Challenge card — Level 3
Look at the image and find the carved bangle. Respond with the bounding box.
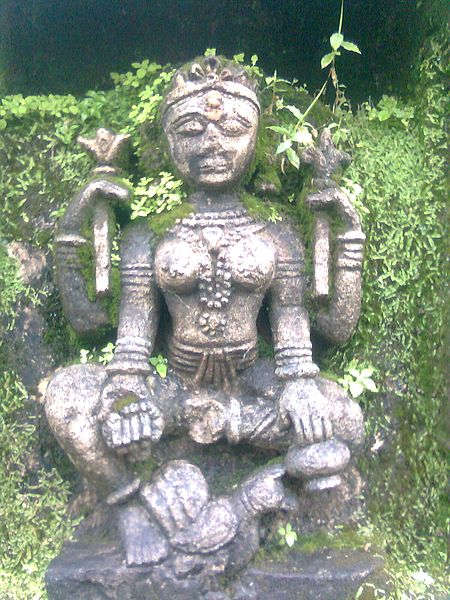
[107,336,152,375]
[275,362,320,380]
[336,231,365,271]
[274,343,319,380]
[55,233,88,247]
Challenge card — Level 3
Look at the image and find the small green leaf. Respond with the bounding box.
[284,104,302,120]
[360,368,374,378]
[136,68,146,79]
[267,125,290,135]
[349,381,364,398]
[285,531,298,547]
[378,110,391,121]
[293,128,313,145]
[348,368,361,378]
[321,52,335,69]
[341,41,361,54]
[156,363,167,378]
[204,48,217,57]
[362,378,378,393]
[0,119,7,130]
[233,53,245,63]
[251,54,258,66]
[286,147,300,169]
[330,32,344,50]
[276,139,292,154]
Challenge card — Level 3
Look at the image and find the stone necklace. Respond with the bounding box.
[173,207,261,337]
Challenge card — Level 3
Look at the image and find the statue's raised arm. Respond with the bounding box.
[302,129,365,345]
[55,128,131,335]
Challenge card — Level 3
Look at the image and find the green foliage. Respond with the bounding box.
[364,95,415,127]
[0,246,31,330]
[0,370,77,599]
[277,522,298,547]
[270,0,361,169]
[149,354,168,378]
[79,342,116,366]
[339,362,378,398]
[129,172,185,219]
[323,57,448,592]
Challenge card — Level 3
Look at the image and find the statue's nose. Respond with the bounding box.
[201,123,224,152]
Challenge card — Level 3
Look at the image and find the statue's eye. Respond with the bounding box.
[219,117,251,136]
[174,119,206,136]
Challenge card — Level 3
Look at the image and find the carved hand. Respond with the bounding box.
[277,378,333,445]
[59,178,130,234]
[306,187,361,231]
[99,374,165,450]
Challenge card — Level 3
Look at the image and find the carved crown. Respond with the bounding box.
[163,56,260,114]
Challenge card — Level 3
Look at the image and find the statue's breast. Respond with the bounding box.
[155,238,208,293]
[155,226,276,296]
[224,234,275,291]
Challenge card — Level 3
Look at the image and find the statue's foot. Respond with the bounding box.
[285,439,350,491]
[117,504,170,567]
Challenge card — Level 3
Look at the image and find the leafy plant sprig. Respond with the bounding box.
[278,523,298,547]
[339,363,378,398]
[149,354,168,378]
[321,0,361,112]
[129,172,186,220]
[268,0,361,170]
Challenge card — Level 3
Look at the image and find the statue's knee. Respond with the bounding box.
[330,396,364,448]
[45,364,107,436]
[316,377,364,448]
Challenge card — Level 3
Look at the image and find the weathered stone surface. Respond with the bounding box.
[45,541,208,600]
[46,543,385,600]
[5,242,55,392]
[239,549,385,600]
[285,440,351,480]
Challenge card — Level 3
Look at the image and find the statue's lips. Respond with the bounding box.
[197,158,230,174]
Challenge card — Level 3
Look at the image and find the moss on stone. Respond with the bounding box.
[113,394,138,412]
[147,202,194,237]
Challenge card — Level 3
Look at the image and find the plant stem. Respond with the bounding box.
[300,76,329,126]
[338,0,344,35]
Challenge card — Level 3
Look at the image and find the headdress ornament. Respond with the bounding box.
[163,56,260,114]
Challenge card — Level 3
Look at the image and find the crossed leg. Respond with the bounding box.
[45,364,134,499]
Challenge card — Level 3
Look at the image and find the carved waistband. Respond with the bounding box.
[169,338,258,388]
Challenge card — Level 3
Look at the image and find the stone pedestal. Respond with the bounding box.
[46,542,384,600]
[240,548,385,600]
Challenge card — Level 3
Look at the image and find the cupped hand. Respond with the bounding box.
[99,374,165,449]
[277,378,333,445]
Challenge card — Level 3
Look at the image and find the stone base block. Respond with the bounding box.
[240,548,385,600]
[46,542,384,600]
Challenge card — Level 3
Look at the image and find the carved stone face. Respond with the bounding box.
[163,90,259,190]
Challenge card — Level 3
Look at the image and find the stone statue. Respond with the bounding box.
[45,56,366,599]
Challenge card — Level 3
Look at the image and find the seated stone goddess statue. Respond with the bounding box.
[45,57,365,576]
